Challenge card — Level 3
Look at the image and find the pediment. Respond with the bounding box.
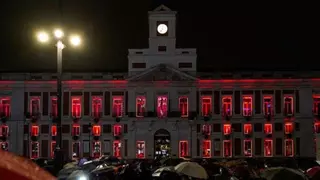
[127,64,197,82]
[153,5,172,12]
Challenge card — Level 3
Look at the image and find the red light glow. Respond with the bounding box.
[50,141,56,158]
[313,95,320,115]
[223,124,231,135]
[92,97,102,118]
[264,124,272,134]
[31,125,39,136]
[113,140,121,158]
[51,97,57,117]
[223,140,232,157]
[284,123,293,134]
[157,95,168,118]
[72,124,80,136]
[113,96,123,117]
[202,140,211,158]
[264,139,273,157]
[284,96,294,116]
[315,122,320,133]
[0,125,9,137]
[263,96,273,116]
[244,139,252,157]
[72,97,81,118]
[51,125,57,136]
[222,96,232,117]
[92,125,101,136]
[113,125,122,136]
[179,140,188,158]
[0,97,11,117]
[136,141,145,159]
[179,96,189,117]
[92,141,101,158]
[244,124,252,134]
[30,97,40,115]
[72,142,80,157]
[136,96,146,117]
[284,139,294,157]
[201,96,212,117]
[243,96,252,116]
[31,141,39,159]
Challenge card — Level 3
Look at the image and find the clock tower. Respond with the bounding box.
[148,5,176,54]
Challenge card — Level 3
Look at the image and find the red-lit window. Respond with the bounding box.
[0,98,11,117]
[244,124,252,135]
[244,140,252,157]
[223,124,231,135]
[50,141,56,158]
[113,125,122,136]
[243,96,253,116]
[136,96,146,117]
[284,96,294,116]
[223,140,232,157]
[263,96,273,116]
[51,125,57,136]
[31,141,39,159]
[284,123,293,134]
[284,139,294,157]
[264,139,273,157]
[92,97,102,118]
[222,96,232,117]
[30,97,40,115]
[72,125,80,136]
[92,141,101,158]
[201,96,212,117]
[136,141,146,159]
[264,124,272,134]
[113,140,121,158]
[202,124,211,135]
[31,125,39,136]
[313,95,320,116]
[0,125,9,137]
[72,142,80,157]
[179,141,188,158]
[72,97,81,118]
[157,96,168,118]
[0,142,9,151]
[51,97,57,117]
[315,122,320,133]
[179,96,189,117]
[92,125,101,136]
[113,96,123,117]
[203,140,211,158]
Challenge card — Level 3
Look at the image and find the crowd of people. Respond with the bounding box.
[1,149,320,180]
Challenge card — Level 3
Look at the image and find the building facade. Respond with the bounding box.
[0,5,318,160]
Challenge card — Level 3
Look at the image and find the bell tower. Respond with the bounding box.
[148,5,176,54]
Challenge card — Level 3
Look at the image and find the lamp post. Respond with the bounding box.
[36,29,81,170]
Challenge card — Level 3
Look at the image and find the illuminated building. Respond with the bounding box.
[0,5,317,159]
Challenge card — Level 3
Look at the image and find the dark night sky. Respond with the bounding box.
[0,1,318,72]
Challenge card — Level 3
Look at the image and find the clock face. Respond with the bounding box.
[157,24,168,34]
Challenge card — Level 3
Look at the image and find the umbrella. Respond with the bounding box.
[67,170,88,180]
[261,167,308,180]
[0,150,55,180]
[306,166,320,180]
[175,161,208,179]
[152,166,175,177]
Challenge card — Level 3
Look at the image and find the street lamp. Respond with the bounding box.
[36,29,81,171]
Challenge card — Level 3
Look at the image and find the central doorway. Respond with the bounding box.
[154,129,171,158]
